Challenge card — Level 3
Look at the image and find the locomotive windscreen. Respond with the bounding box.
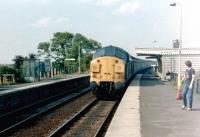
[93,45,129,61]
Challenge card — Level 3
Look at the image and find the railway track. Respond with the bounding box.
[0,86,92,137]
[49,99,119,137]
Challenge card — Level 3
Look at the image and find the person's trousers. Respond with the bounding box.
[182,84,194,108]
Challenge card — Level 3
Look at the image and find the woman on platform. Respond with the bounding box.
[181,60,195,111]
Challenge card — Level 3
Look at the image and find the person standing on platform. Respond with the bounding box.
[181,60,195,111]
[166,70,171,81]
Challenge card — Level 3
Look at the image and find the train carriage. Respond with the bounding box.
[90,45,153,99]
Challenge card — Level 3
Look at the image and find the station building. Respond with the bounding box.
[135,48,200,80]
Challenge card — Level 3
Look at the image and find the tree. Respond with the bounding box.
[81,53,93,72]
[87,39,102,50]
[69,33,101,61]
[12,55,25,82]
[51,32,74,70]
[0,65,16,74]
[37,42,51,59]
[28,53,37,59]
[36,31,102,74]
[0,65,16,85]
[69,33,102,72]
[12,55,24,70]
[70,33,86,60]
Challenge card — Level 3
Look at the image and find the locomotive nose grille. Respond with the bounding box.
[101,60,114,81]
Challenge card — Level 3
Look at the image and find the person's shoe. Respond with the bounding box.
[182,105,186,110]
[188,108,192,111]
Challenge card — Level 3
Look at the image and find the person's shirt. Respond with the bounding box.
[184,67,195,85]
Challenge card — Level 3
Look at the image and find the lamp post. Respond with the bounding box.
[78,41,82,73]
[170,2,182,89]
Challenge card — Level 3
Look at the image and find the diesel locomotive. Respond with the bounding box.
[90,45,153,99]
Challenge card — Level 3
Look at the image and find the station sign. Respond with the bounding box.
[65,58,75,61]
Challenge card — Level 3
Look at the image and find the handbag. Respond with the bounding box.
[176,82,182,100]
[176,91,182,100]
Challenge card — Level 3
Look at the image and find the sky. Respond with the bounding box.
[0,0,200,64]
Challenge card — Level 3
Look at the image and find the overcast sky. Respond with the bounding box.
[0,0,200,64]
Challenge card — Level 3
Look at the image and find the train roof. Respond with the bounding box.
[93,45,129,61]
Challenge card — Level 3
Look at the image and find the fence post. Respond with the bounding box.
[0,74,3,85]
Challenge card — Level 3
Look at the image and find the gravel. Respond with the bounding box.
[62,101,115,137]
[9,92,95,137]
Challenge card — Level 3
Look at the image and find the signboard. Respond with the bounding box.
[65,58,75,61]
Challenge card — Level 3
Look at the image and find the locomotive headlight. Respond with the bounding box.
[114,64,124,73]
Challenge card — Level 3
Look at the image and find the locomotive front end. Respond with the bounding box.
[90,56,125,99]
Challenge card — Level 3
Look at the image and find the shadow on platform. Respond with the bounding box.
[141,74,165,86]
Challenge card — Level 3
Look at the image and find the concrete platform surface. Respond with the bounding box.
[140,73,200,137]
[105,72,200,137]
[105,75,142,137]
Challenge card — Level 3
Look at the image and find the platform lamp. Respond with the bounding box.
[170,2,182,90]
[78,41,83,73]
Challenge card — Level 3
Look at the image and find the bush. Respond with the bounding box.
[0,65,24,83]
[0,65,16,74]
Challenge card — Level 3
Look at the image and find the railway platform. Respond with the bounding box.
[0,73,87,92]
[105,71,200,137]
[0,73,89,116]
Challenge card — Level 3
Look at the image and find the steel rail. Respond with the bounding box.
[0,86,91,136]
[93,100,120,137]
[0,84,88,119]
[48,99,98,137]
